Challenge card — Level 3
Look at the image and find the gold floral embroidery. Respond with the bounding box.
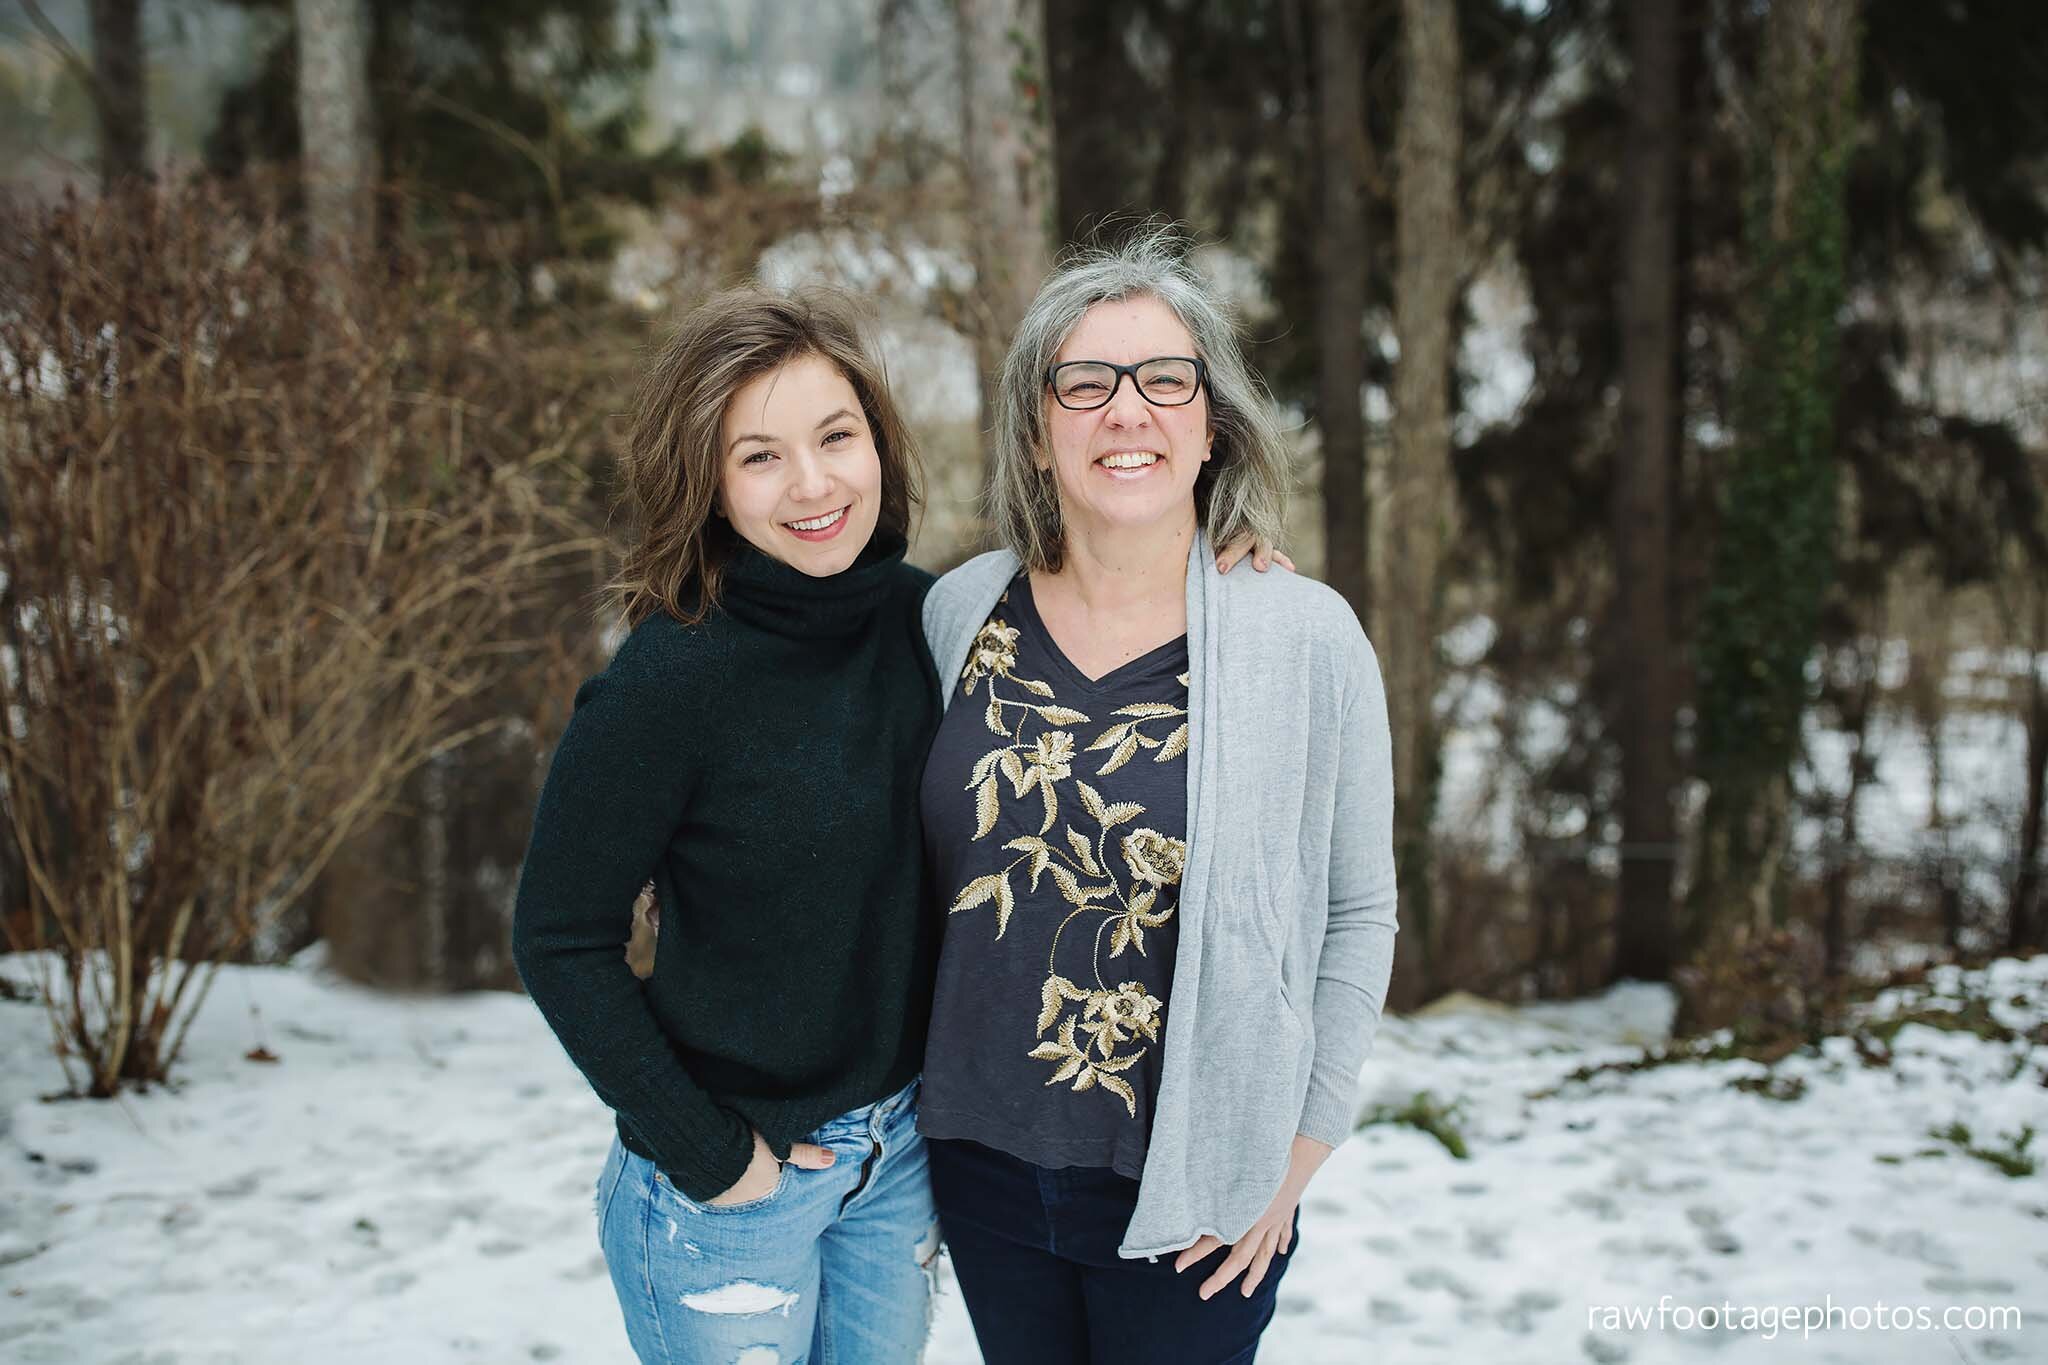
[945,595,1189,1120]
[960,618,1021,694]
[1121,828,1186,886]
[958,598,1092,838]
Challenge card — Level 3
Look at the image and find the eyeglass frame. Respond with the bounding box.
[1042,356,1209,411]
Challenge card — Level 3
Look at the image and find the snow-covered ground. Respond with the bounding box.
[4,951,2044,1363]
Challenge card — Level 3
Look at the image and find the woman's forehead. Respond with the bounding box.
[1056,295,1196,363]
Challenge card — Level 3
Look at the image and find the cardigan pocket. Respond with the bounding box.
[1224,860,1315,1026]
[1201,875,1308,1087]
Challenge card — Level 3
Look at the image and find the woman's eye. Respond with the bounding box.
[741,449,775,465]
[823,429,856,445]
[1069,382,1106,395]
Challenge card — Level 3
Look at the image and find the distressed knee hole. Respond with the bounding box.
[732,1348,780,1365]
[678,1281,801,1317]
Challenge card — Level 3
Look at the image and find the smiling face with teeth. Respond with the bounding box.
[1042,294,1212,551]
[718,352,884,577]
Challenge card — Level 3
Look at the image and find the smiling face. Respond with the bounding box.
[1040,294,1212,548]
[717,352,884,576]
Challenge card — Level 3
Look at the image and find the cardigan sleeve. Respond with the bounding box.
[510,621,756,1201]
[1296,630,1401,1147]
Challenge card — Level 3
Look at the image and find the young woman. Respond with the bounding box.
[511,289,944,1364]
[916,233,1400,1364]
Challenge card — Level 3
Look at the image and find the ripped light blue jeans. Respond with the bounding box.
[596,1076,937,1365]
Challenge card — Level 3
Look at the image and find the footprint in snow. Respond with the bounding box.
[1923,1274,2015,1295]
[1566,1189,1622,1221]
[1405,1266,1479,1300]
[202,1171,262,1199]
[1466,1227,1515,1260]
[1581,1330,1631,1363]
[1494,1288,1561,1335]
[562,1252,609,1281]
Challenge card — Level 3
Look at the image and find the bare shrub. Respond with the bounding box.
[0,180,603,1094]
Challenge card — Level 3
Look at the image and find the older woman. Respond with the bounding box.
[915,232,1400,1363]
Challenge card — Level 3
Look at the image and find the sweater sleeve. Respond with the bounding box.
[1297,629,1401,1148]
[510,622,756,1200]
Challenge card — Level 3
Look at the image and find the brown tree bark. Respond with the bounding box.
[1383,0,1461,996]
[2012,586,2048,951]
[89,0,148,191]
[1314,0,1370,626]
[1822,623,1880,978]
[957,0,1055,497]
[1611,0,1681,983]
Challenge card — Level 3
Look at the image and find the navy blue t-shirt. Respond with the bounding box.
[916,573,1189,1178]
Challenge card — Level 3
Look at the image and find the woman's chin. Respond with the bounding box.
[1065,492,1200,541]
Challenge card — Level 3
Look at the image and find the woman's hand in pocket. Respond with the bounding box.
[706,1129,836,1206]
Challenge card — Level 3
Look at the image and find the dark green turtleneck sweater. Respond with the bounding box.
[511,530,941,1200]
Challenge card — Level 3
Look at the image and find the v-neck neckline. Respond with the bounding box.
[1008,573,1188,696]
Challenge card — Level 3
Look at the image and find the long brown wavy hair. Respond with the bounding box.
[606,287,924,628]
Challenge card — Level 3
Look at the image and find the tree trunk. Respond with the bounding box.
[877,0,948,186]
[1044,0,1134,244]
[1314,0,1370,626]
[956,0,1055,498]
[1381,0,1460,996]
[295,0,377,297]
[1611,0,1680,983]
[1823,626,1879,977]
[89,0,148,191]
[2012,587,2047,951]
[1680,0,1858,984]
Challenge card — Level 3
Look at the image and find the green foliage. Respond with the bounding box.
[1359,1089,1472,1159]
[1685,11,1860,951]
[1925,1121,2038,1178]
[1695,102,1856,794]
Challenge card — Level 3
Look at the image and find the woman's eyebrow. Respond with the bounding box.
[813,408,859,429]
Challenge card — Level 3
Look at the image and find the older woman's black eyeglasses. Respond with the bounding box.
[1044,356,1207,411]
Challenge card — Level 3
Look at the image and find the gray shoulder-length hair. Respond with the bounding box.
[987,228,1292,572]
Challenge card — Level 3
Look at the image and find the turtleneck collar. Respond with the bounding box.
[716,528,908,639]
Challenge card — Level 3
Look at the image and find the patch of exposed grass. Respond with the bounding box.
[1729,1072,1808,1102]
[1358,1090,1471,1160]
[1926,1121,2038,1178]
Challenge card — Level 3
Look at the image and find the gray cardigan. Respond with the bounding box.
[922,534,1399,1258]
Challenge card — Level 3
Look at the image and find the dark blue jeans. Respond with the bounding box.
[927,1136,1297,1365]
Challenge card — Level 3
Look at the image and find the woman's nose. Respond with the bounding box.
[1102,379,1152,427]
[787,449,834,500]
